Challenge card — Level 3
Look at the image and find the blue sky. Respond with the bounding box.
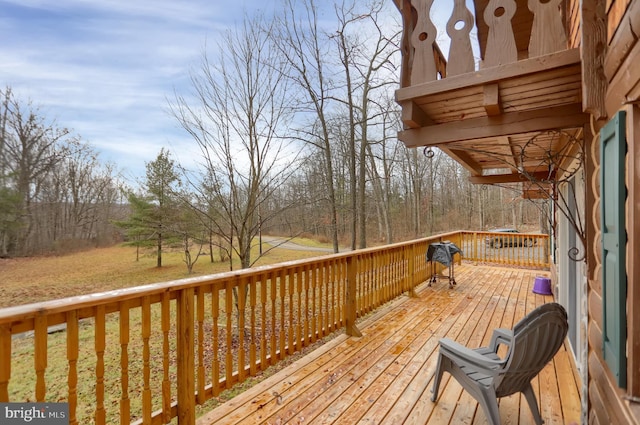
[0,0,466,182]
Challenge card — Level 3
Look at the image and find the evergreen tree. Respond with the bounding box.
[116,149,181,267]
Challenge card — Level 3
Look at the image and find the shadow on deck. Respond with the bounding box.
[197,264,581,425]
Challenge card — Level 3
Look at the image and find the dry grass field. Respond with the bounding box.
[0,238,330,308]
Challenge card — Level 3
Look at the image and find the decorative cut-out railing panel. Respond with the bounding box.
[400,0,569,86]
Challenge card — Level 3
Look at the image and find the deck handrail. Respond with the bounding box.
[460,230,550,268]
[0,230,546,424]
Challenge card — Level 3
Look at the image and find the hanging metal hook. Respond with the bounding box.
[423,147,435,158]
[568,246,585,262]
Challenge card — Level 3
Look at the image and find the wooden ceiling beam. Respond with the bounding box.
[468,170,555,184]
[499,136,520,170]
[398,103,587,147]
[522,189,551,199]
[401,100,433,128]
[483,84,502,116]
[440,146,485,175]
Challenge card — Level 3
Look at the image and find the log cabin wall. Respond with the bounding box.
[589,0,640,423]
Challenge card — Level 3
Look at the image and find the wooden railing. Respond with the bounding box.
[400,0,569,86]
[0,230,545,424]
[459,230,550,269]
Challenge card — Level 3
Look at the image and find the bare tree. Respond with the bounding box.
[332,0,399,249]
[0,87,122,255]
[171,13,298,269]
[0,87,68,254]
[271,0,342,253]
[366,97,402,243]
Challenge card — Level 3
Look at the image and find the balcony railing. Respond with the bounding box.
[460,230,550,268]
[0,230,548,424]
[400,0,570,87]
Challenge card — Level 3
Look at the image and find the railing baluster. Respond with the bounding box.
[238,277,246,381]
[303,265,310,346]
[368,253,374,309]
[331,261,337,330]
[288,270,294,354]
[296,267,302,351]
[407,245,416,297]
[346,257,362,337]
[270,271,277,363]
[318,263,325,338]
[141,296,151,424]
[447,0,475,75]
[212,285,220,395]
[483,0,518,67]
[311,265,317,343]
[376,252,381,306]
[365,254,371,312]
[196,288,205,403]
[94,306,106,425]
[161,292,171,423]
[225,281,233,385]
[249,275,257,376]
[119,302,130,424]
[34,315,47,402]
[0,324,9,402]
[279,270,286,357]
[326,261,331,335]
[382,251,394,307]
[339,259,344,326]
[528,0,567,57]
[260,277,267,370]
[66,312,78,425]
[409,0,437,84]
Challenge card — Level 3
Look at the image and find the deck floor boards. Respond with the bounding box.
[197,265,582,425]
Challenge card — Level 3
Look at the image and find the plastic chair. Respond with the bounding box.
[431,302,568,424]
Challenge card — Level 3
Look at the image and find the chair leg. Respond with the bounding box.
[522,383,544,425]
[477,388,501,425]
[430,354,444,402]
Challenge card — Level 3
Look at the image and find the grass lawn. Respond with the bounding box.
[0,237,332,308]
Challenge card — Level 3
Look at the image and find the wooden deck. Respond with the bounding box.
[197,264,581,425]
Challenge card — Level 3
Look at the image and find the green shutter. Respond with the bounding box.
[600,110,627,388]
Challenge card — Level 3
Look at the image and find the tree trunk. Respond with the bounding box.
[157,232,162,267]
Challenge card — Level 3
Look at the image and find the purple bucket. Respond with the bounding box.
[533,276,552,295]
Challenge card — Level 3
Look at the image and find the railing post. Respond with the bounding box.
[345,256,362,337]
[177,288,195,424]
[0,324,10,402]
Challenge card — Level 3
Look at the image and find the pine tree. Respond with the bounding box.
[115,149,182,267]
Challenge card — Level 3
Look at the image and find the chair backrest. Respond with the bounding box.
[494,303,568,397]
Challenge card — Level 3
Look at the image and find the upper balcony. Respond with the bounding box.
[393,0,588,195]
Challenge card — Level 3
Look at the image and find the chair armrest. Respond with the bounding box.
[487,328,513,353]
[439,338,507,374]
